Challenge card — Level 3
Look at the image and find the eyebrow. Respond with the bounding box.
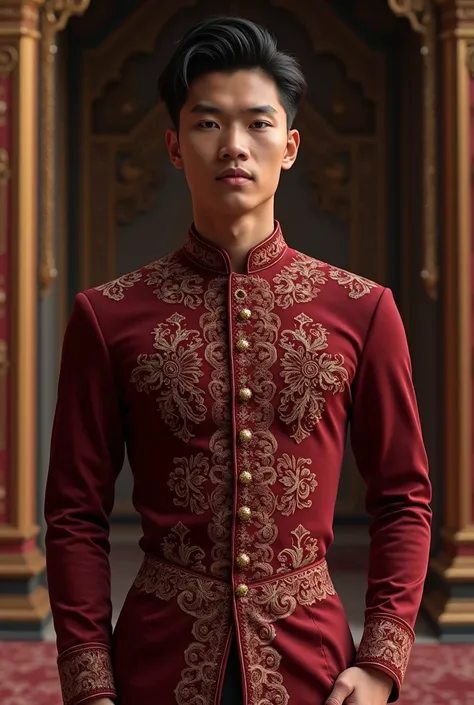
[190,103,278,115]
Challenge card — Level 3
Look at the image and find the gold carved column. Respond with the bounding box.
[388,0,474,638]
[0,0,88,637]
[0,0,49,636]
[427,0,474,638]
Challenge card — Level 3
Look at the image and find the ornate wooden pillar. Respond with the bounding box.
[424,0,474,639]
[0,0,89,638]
[0,0,48,637]
[387,0,474,638]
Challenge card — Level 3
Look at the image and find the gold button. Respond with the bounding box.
[238,308,252,321]
[236,553,251,569]
[238,506,252,522]
[238,387,253,402]
[238,429,252,444]
[236,337,250,352]
[235,583,249,598]
[239,470,253,485]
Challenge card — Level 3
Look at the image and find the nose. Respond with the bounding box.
[218,127,250,161]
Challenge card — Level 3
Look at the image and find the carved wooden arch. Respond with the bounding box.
[80,0,386,290]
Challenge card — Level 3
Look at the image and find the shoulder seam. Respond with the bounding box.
[77,291,113,365]
[358,286,389,360]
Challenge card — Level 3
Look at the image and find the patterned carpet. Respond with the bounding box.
[0,641,473,704]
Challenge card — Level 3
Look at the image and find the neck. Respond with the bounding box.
[193,204,275,273]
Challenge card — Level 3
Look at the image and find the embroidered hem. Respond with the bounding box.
[355,613,414,699]
[237,560,335,705]
[134,557,335,705]
[134,557,232,705]
[57,643,115,705]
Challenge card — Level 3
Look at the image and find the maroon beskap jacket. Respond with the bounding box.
[45,223,432,705]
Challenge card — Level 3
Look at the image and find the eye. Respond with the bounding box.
[198,120,219,129]
[251,121,271,129]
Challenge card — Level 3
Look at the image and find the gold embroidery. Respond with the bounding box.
[277,525,319,574]
[201,278,234,579]
[57,644,115,705]
[238,561,335,705]
[168,454,210,514]
[145,253,204,308]
[355,614,414,688]
[130,313,207,442]
[248,226,287,271]
[134,557,231,705]
[183,223,287,273]
[276,454,317,516]
[95,271,142,301]
[161,522,206,572]
[184,229,228,273]
[329,267,378,299]
[233,277,280,581]
[273,256,327,308]
[279,313,349,443]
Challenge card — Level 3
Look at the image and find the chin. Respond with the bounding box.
[217,194,262,215]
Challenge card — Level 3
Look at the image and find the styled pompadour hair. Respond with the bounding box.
[158,16,307,129]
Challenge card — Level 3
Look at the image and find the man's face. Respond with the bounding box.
[165,69,300,218]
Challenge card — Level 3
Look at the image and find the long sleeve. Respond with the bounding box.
[350,288,432,700]
[45,293,125,705]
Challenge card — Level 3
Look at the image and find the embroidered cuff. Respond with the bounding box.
[57,643,116,705]
[354,614,414,701]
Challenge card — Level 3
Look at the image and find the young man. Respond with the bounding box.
[45,16,432,705]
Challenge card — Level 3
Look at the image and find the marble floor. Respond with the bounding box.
[43,524,437,645]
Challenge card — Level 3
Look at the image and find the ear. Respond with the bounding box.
[165,129,184,169]
[281,129,300,171]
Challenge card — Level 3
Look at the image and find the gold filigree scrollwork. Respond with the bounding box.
[40,1,90,297]
[388,0,438,299]
[0,149,10,255]
[44,0,89,31]
[0,45,19,75]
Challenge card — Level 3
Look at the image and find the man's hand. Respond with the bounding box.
[326,666,393,705]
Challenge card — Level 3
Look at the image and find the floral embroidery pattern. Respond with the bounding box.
[183,229,228,273]
[232,277,280,581]
[329,267,378,299]
[95,271,142,301]
[130,313,206,442]
[248,227,287,271]
[134,557,232,705]
[161,522,206,572]
[279,313,349,443]
[168,454,210,514]
[144,253,204,308]
[276,454,317,515]
[57,644,115,705]
[271,253,378,305]
[201,278,234,579]
[273,256,327,308]
[183,223,287,273]
[277,525,319,574]
[238,561,335,705]
[356,614,414,691]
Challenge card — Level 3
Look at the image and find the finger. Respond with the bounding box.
[325,678,354,705]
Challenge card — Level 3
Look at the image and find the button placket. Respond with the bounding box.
[233,278,255,588]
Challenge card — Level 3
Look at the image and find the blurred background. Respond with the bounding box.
[0,0,473,702]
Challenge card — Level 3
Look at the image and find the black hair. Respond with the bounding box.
[158,17,307,129]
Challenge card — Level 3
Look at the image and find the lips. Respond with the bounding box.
[216,168,253,181]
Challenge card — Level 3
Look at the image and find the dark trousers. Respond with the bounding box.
[220,636,244,704]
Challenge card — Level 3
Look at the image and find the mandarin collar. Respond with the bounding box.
[182,221,287,274]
